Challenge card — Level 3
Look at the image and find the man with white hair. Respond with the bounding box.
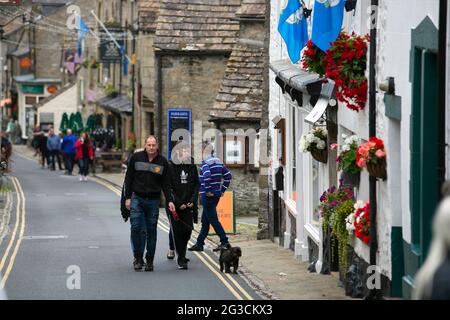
[61,129,77,175]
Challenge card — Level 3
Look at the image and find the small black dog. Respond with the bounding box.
[219,244,242,274]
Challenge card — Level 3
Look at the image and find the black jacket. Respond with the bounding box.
[123,151,173,202]
[168,157,200,223]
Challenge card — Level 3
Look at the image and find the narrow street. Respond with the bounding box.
[0,153,260,300]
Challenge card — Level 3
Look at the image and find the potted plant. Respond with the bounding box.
[356,137,387,180]
[317,184,355,273]
[299,127,328,163]
[346,201,371,245]
[331,199,355,278]
[332,134,362,188]
[302,32,370,112]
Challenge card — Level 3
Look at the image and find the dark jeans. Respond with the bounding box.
[78,158,90,176]
[64,153,75,174]
[40,149,49,168]
[166,207,193,260]
[130,195,160,259]
[49,150,63,170]
[196,196,228,247]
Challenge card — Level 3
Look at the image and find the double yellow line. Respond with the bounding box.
[93,177,253,300]
[0,176,26,289]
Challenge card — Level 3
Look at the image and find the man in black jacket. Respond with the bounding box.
[123,135,175,272]
[167,140,200,270]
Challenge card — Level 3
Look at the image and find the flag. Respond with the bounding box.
[120,46,128,75]
[65,62,75,74]
[77,16,89,56]
[278,0,309,64]
[311,0,346,51]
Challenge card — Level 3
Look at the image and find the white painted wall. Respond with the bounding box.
[38,85,78,135]
[377,1,439,249]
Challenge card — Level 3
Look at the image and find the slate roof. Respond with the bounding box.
[96,93,132,114]
[154,0,241,51]
[236,0,266,19]
[209,44,265,122]
[139,0,161,32]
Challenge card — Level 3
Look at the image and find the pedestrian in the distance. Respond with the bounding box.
[166,140,200,270]
[188,141,232,253]
[38,130,49,169]
[123,135,175,272]
[413,196,450,300]
[61,129,77,175]
[75,132,94,181]
[14,120,22,145]
[47,128,62,171]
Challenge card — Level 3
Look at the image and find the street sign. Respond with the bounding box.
[99,28,125,62]
[209,191,236,235]
[167,108,191,160]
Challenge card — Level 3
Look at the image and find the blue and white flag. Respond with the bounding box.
[120,46,128,75]
[76,16,89,56]
[278,0,309,64]
[311,0,346,51]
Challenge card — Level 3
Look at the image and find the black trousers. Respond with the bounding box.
[49,150,63,170]
[166,207,193,261]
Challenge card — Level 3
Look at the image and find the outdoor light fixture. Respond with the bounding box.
[345,0,357,11]
[379,77,395,95]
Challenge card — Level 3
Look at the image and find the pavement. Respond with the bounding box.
[6,144,350,300]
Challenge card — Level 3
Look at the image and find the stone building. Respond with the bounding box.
[153,0,241,162]
[209,0,267,215]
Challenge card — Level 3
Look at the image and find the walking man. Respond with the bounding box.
[61,129,77,175]
[166,140,200,269]
[47,128,62,171]
[123,135,175,272]
[188,141,232,252]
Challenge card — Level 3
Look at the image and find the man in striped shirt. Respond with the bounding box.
[188,141,232,252]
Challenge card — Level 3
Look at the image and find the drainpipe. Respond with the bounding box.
[366,0,382,300]
[156,54,163,146]
[438,0,447,197]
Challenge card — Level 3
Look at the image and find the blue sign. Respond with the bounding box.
[167,109,192,160]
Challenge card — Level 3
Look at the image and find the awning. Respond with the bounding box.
[13,74,61,85]
[96,94,132,114]
[270,59,324,105]
[270,59,336,124]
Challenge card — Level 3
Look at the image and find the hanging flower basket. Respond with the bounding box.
[366,159,387,180]
[340,171,361,188]
[311,148,328,164]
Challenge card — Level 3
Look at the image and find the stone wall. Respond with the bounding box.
[160,54,229,157]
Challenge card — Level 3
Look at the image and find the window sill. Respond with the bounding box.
[304,223,320,244]
[285,199,297,216]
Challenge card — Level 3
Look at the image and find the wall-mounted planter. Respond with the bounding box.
[311,149,328,164]
[340,171,361,189]
[367,159,387,180]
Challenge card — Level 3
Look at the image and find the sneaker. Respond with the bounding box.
[177,258,188,270]
[144,257,154,271]
[166,250,175,260]
[213,243,231,252]
[133,258,143,271]
[188,244,203,252]
[83,176,88,181]
[79,176,83,181]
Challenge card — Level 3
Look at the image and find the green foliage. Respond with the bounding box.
[115,138,122,150]
[105,84,118,95]
[330,200,355,271]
